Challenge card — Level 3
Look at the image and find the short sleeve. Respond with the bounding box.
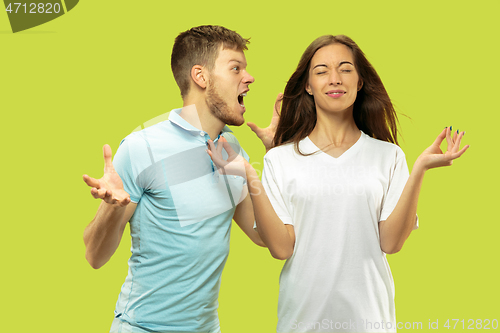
[112,135,147,203]
[262,153,294,226]
[379,147,419,230]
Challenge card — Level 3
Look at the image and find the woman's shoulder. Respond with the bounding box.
[264,141,296,161]
[362,132,405,156]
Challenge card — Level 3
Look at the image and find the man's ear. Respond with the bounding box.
[357,79,364,91]
[191,65,207,89]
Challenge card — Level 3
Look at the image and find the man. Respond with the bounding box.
[82,25,277,333]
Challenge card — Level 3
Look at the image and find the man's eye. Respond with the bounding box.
[232,66,240,71]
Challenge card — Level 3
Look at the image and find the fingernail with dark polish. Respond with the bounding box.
[450,126,452,131]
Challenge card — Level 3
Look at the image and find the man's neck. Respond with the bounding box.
[180,101,225,140]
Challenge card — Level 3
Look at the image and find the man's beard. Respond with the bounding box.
[206,79,244,126]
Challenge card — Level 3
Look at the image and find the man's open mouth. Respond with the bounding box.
[238,92,247,107]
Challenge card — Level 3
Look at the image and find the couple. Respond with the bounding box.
[82,25,468,333]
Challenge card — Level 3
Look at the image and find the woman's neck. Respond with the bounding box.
[309,109,360,147]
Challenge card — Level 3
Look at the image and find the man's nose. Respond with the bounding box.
[244,71,255,84]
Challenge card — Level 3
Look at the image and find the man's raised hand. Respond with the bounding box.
[82,144,131,207]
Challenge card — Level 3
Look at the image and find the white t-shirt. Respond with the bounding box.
[262,131,417,333]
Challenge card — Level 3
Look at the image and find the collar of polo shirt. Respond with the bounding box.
[168,108,232,142]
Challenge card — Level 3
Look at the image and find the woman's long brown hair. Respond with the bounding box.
[274,35,400,153]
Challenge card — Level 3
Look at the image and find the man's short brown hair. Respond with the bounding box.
[171,25,250,98]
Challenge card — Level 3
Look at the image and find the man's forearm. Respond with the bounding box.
[83,201,128,269]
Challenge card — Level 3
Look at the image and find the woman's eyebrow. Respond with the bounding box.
[312,63,328,70]
[339,61,354,66]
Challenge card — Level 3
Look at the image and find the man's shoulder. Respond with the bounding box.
[121,120,177,144]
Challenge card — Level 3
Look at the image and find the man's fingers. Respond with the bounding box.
[119,197,131,207]
[103,144,114,173]
[90,187,99,198]
[90,186,130,206]
[91,187,108,199]
[83,174,100,188]
[103,190,118,204]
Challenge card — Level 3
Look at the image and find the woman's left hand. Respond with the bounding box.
[415,127,470,171]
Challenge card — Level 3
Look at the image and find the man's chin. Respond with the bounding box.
[229,117,245,127]
[220,112,244,127]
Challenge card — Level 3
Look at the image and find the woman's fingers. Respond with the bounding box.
[221,137,237,156]
[223,142,236,157]
[432,128,447,148]
[445,127,453,152]
[207,139,216,153]
[451,143,470,160]
[274,93,283,119]
[246,122,262,136]
[217,137,225,155]
[207,139,224,167]
[452,131,462,152]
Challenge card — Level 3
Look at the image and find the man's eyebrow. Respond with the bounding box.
[229,59,243,64]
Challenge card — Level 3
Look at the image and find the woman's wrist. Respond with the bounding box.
[244,160,258,178]
[412,157,428,176]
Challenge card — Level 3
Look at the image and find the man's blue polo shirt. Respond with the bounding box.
[112,108,249,332]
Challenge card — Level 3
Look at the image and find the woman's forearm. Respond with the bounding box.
[379,162,426,254]
[245,163,295,260]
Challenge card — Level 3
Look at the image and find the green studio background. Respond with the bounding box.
[1,0,498,332]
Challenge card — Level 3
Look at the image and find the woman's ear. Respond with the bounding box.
[191,65,207,89]
[357,79,364,91]
[305,83,312,95]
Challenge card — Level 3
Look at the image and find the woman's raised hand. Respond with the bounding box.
[82,144,131,207]
[247,93,282,152]
[416,127,469,171]
[206,137,247,178]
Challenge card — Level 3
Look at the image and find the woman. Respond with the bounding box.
[208,35,468,332]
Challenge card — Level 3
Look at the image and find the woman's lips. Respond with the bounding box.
[326,90,346,98]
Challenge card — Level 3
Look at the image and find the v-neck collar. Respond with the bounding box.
[301,130,366,161]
